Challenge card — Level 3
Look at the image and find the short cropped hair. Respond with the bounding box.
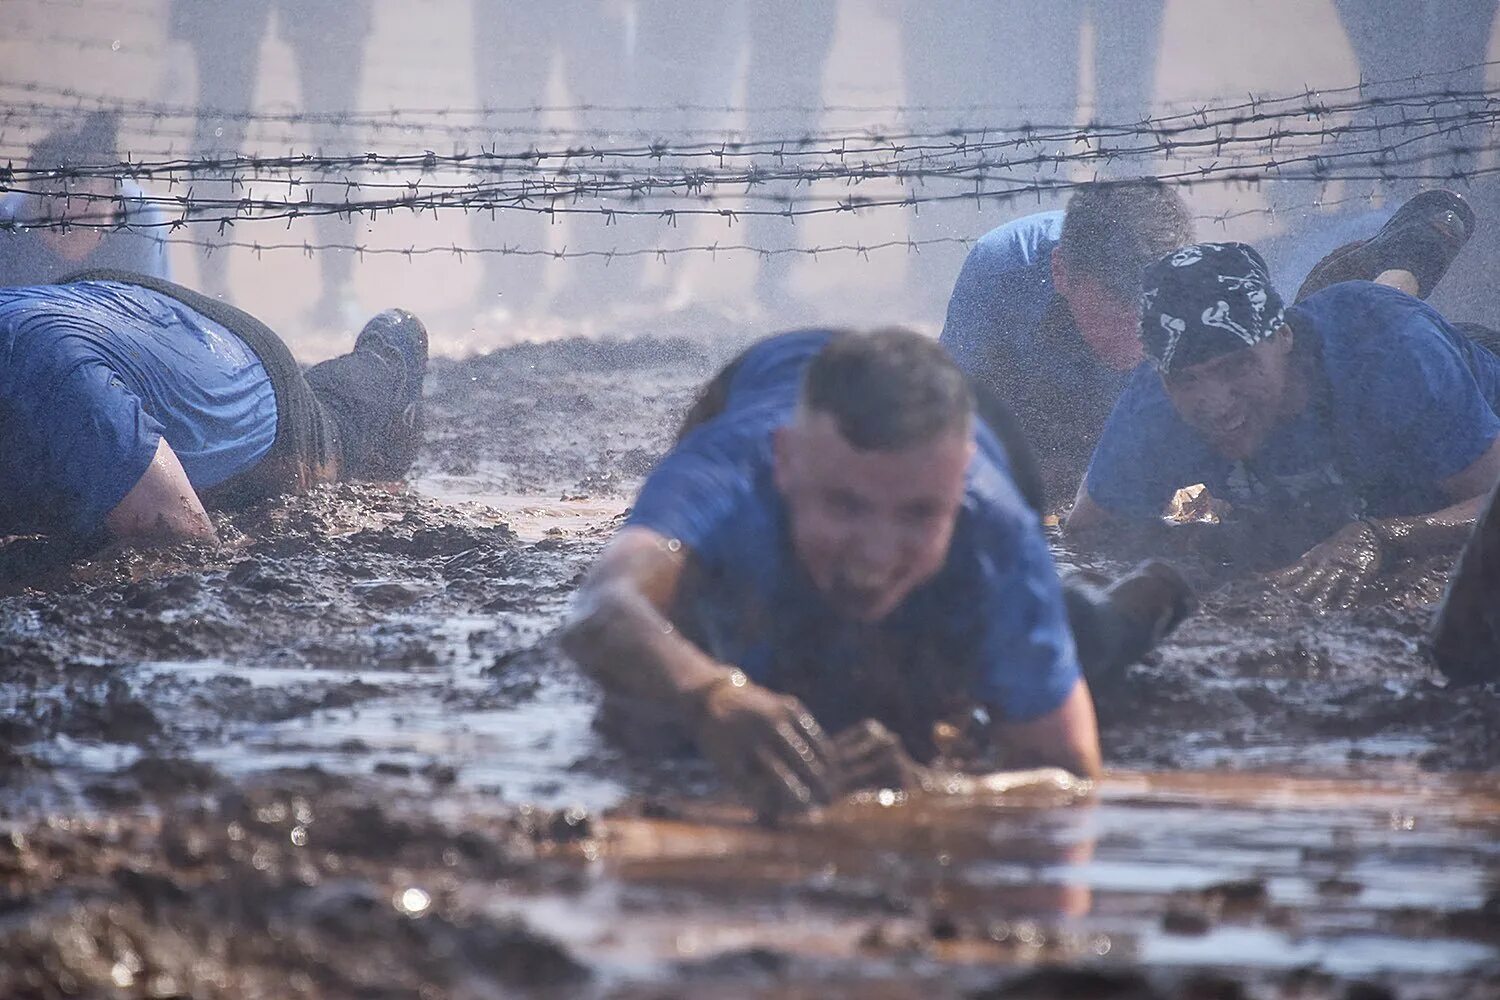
[801,328,973,451]
[1056,179,1194,301]
[28,111,120,173]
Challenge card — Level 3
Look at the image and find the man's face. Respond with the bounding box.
[1162,331,1294,461]
[1055,266,1143,372]
[773,411,973,623]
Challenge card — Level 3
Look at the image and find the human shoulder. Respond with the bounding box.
[969,210,1065,269]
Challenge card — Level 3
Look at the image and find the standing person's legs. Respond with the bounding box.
[1430,475,1500,686]
[471,0,562,319]
[900,1,1084,326]
[1088,0,1162,127]
[743,1,838,317]
[283,0,374,326]
[303,309,429,481]
[183,4,273,301]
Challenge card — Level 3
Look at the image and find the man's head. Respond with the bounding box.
[28,111,122,223]
[773,329,975,623]
[1141,242,1296,461]
[1052,180,1194,371]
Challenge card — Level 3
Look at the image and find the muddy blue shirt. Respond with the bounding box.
[0,281,277,536]
[0,183,172,288]
[626,330,1082,729]
[939,210,1134,501]
[1085,283,1500,521]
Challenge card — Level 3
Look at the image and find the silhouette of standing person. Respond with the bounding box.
[170,0,373,325]
[742,1,839,320]
[898,0,1162,326]
[469,2,629,323]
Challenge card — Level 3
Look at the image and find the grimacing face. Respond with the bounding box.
[772,410,973,623]
[1068,280,1144,372]
[1161,328,1295,461]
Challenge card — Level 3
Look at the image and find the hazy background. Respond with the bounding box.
[3,0,1497,358]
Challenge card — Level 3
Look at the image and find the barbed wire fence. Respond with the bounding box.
[1,62,1498,264]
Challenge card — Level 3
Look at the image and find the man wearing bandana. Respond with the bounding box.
[942,186,1475,509]
[1068,242,1500,611]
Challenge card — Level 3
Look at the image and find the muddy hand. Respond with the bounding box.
[1266,520,1383,611]
[693,676,840,820]
[833,719,931,794]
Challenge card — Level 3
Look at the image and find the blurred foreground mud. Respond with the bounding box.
[1,335,1496,997]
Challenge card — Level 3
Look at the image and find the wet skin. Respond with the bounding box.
[1069,327,1500,610]
[568,407,1102,820]
[1052,256,1144,373]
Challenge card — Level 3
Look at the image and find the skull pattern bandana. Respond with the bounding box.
[1139,242,1287,375]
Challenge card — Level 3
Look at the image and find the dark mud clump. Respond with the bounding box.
[0,770,590,999]
[1,334,1498,995]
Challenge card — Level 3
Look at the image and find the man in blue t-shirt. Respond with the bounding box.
[1069,242,1500,611]
[940,181,1195,505]
[0,112,172,288]
[565,328,1194,818]
[0,274,429,554]
[943,184,1475,508]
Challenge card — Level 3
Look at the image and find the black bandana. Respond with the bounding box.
[1139,242,1287,375]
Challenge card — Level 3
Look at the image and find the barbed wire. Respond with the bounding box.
[3,104,1492,235]
[6,56,1498,124]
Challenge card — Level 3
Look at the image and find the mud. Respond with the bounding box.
[1,334,1497,997]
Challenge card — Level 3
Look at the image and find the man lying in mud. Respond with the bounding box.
[566,328,1194,818]
[1068,241,1500,611]
[0,271,427,556]
[943,183,1473,507]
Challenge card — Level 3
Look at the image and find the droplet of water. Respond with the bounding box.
[877,788,897,807]
[397,886,431,915]
[110,40,121,52]
[289,826,308,847]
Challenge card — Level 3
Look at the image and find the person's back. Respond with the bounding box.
[636,329,1075,751]
[939,183,1195,505]
[0,282,277,537]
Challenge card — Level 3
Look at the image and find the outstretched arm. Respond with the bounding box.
[104,437,218,545]
[992,679,1103,781]
[1270,436,1500,609]
[563,526,840,818]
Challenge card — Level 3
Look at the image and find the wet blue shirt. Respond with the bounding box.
[0,281,277,536]
[1085,282,1500,521]
[0,182,172,288]
[626,329,1082,725]
[938,210,1134,500]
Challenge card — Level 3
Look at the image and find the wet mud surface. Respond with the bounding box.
[1,335,1497,997]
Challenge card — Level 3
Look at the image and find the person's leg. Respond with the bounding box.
[184,4,272,301]
[303,309,429,481]
[470,0,561,318]
[283,2,372,324]
[1088,0,1163,126]
[743,1,839,315]
[1063,561,1196,694]
[1430,475,1500,685]
[1294,190,1476,303]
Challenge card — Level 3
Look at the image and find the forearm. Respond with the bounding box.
[1369,494,1488,560]
[562,582,734,711]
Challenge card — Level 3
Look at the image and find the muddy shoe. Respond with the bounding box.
[351,309,429,477]
[1101,559,1198,665]
[355,308,429,400]
[1295,189,1476,302]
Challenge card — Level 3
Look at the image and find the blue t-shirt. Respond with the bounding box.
[940,210,1064,375]
[0,182,172,288]
[1085,282,1500,521]
[939,210,1135,499]
[0,281,278,536]
[626,329,1082,729]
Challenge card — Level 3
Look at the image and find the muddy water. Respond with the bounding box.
[1,335,1497,997]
